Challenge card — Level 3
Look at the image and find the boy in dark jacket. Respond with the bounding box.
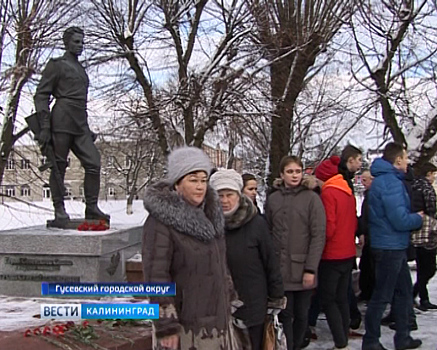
[362,143,423,350]
[338,145,363,330]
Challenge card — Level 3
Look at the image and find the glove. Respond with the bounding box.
[38,127,51,146]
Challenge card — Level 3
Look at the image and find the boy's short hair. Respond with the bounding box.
[382,142,405,165]
[416,162,437,177]
[341,145,362,162]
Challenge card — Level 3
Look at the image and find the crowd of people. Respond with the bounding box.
[141,142,437,350]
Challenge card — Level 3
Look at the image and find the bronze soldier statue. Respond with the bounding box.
[34,27,109,227]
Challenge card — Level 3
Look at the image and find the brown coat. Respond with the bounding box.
[266,181,326,291]
[142,181,238,350]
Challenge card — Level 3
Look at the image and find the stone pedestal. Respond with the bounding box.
[0,225,143,297]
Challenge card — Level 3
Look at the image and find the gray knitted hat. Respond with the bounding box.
[167,146,212,185]
[210,169,243,194]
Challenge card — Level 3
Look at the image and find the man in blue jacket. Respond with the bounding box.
[362,142,423,350]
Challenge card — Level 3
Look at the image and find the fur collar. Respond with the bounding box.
[143,180,224,242]
[225,195,258,230]
[272,177,317,193]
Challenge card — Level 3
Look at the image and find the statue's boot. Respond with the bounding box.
[54,202,70,222]
[84,172,110,222]
[50,162,70,227]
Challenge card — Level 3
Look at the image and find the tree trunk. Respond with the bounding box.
[126,196,134,215]
[268,59,292,184]
[372,72,407,146]
[267,48,318,185]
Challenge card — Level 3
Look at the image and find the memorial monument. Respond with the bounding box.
[30,26,109,228]
[0,28,144,299]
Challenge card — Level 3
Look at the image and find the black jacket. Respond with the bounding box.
[358,190,370,239]
[225,196,284,327]
[411,176,437,218]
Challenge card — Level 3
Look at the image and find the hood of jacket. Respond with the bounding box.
[322,174,352,195]
[272,178,315,194]
[225,194,258,230]
[143,180,224,242]
[371,158,405,180]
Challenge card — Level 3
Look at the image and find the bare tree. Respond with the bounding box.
[86,0,251,157]
[351,0,437,167]
[98,97,164,214]
[0,0,81,184]
[245,0,354,184]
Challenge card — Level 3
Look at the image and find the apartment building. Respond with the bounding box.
[1,142,243,203]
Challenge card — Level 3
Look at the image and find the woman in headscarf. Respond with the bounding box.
[142,146,237,350]
[211,169,285,350]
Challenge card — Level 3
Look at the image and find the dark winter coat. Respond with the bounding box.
[403,166,419,260]
[266,181,326,291]
[142,181,237,350]
[358,190,370,240]
[225,195,284,327]
[320,174,357,260]
[412,176,437,218]
[368,158,422,250]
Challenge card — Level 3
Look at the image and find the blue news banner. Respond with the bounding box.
[40,282,175,320]
[41,282,175,296]
[41,303,159,320]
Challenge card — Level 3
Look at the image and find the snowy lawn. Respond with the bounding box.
[305,275,437,350]
[0,199,148,231]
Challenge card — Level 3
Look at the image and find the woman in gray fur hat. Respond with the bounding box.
[142,146,238,350]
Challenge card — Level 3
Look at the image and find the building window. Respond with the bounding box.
[21,186,31,196]
[43,186,51,199]
[6,185,16,197]
[107,156,116,168]
[21,159,31,170]
[6,158,15,170]
[65,186,72,198]
[108,187,115,197]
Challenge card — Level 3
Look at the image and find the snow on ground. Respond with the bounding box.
[305,273,437,349]
[1,200,437,348]
[0,199,148,231]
